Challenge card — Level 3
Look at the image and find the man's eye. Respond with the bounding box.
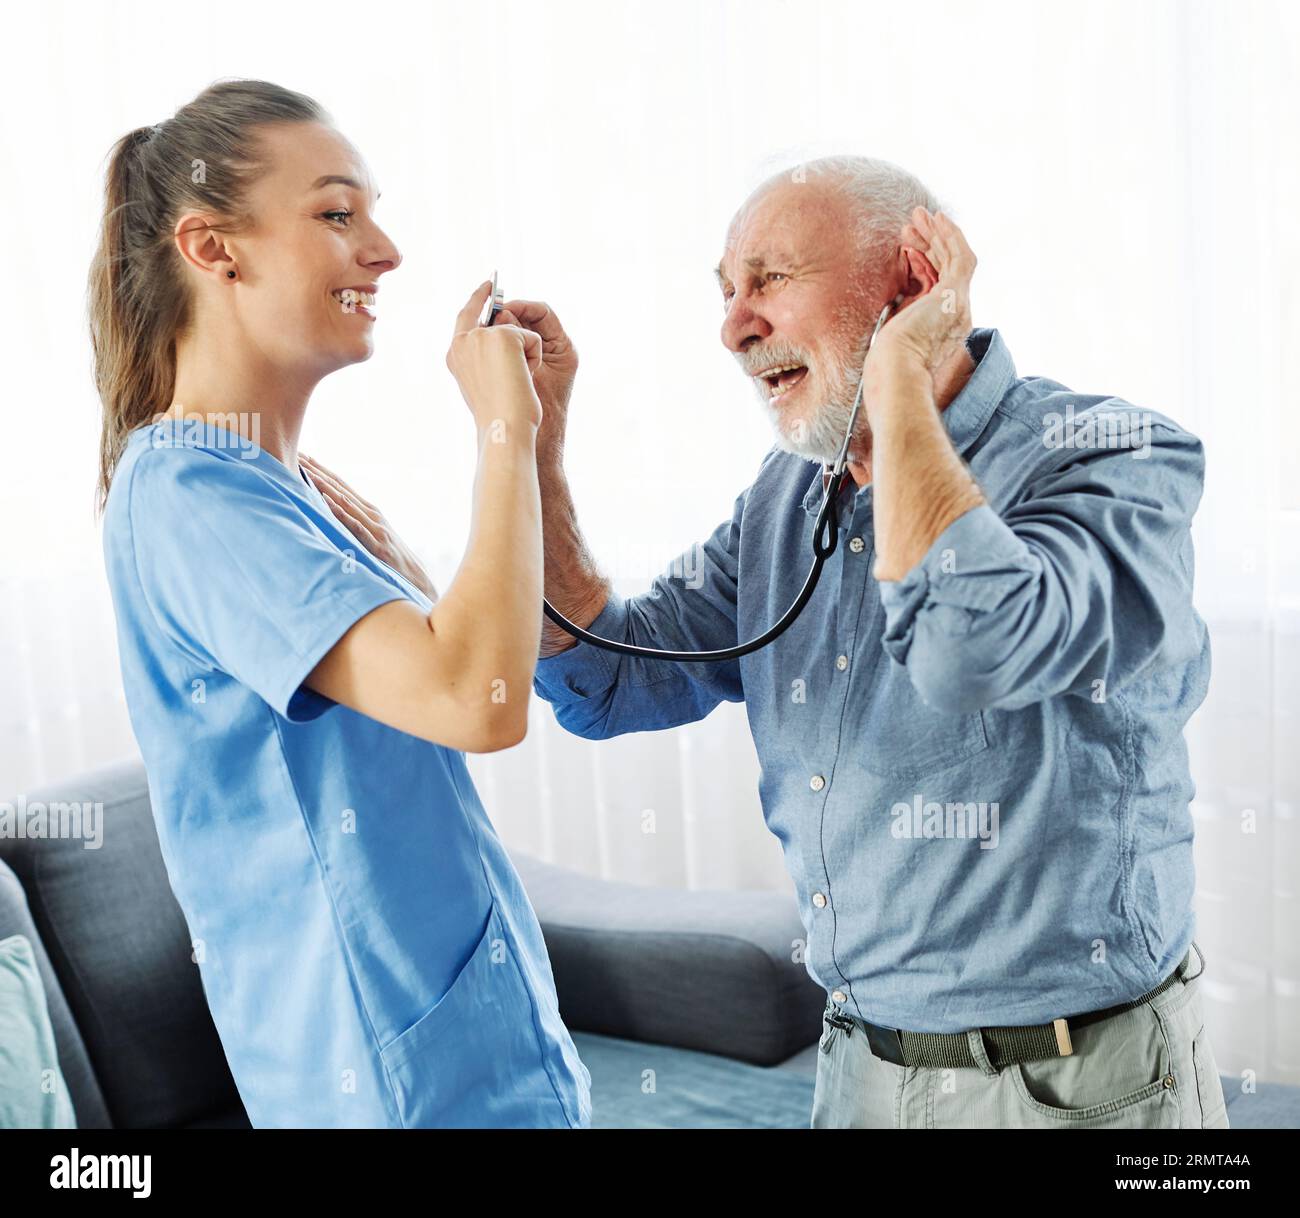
[323,209,354,225]
[766,272,787,283]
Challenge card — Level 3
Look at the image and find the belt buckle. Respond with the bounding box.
[1053,1017,1074,1057]
[864,1022,906,1066]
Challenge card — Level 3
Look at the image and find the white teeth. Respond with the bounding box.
[756,363,806,398]
[335,289,376,309]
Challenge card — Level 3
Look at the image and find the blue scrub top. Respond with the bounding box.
[101,418,591,1128]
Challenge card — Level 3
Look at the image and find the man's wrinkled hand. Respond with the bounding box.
[299,453,439,603]
[492,299,578,458]
[870,207,976,380]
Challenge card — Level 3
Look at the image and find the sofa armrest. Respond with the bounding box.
[513,855,824,1066]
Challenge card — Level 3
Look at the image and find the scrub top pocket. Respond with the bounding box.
[378,901,575,1128]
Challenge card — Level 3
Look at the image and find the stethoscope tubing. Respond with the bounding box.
[542,295,902,662]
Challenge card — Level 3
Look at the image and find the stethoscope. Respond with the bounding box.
[482,274,902,663]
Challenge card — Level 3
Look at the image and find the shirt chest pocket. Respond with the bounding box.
[854,662,989,782]
[378,901,566,1127]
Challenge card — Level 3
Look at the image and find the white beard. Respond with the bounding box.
[760,324,874,465]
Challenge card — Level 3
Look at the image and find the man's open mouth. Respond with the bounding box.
[756,364,809,400]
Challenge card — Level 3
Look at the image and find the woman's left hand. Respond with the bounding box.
[298,453,438,603]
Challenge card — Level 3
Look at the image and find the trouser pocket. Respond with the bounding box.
[1192,1024,1229,1127]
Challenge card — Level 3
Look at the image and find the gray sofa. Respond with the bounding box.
[0,758,823,1129]
[3,758,1296,1129]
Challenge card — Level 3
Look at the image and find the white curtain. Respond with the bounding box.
[2,0,1295,1083]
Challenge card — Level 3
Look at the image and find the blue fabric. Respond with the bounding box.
[102,419,590,1128]
[573,1032,816,1129]
[1221,1076,1300,1129]
[534,328,1210,1034]
[0,934,77,1128]
[573,1031,1300,1130]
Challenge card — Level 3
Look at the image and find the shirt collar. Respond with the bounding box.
[801,326,1016,516]
[135,416,313,498]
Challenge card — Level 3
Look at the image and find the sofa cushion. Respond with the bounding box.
[1,760,243,1128]
[0,933,77,1127]
[0,859,110,1128]
[573,1031,815,1128]
[514,855,824,1066]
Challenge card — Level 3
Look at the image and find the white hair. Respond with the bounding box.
[758,154,945,274]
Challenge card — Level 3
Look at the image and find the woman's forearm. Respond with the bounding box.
[427,419,543,727]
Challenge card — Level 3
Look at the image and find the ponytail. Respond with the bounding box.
[88,80,327,512]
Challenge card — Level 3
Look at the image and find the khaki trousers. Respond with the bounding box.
[811,947,1230,1129]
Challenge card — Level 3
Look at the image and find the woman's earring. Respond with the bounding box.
[227,270,236,279]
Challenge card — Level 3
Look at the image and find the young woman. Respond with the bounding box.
[90,79,590,1128]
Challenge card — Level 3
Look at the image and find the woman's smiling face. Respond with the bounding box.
[219,121,401,376]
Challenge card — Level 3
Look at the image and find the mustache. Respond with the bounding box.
[736,343,813,378]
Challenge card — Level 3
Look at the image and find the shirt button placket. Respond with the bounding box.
[821,512,869,1007]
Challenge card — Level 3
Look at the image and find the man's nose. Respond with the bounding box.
[720,294,772,354]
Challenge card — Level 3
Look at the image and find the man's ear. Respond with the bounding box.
[896,244,938,305]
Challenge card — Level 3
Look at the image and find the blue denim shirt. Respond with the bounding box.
[533,327,1210,1033]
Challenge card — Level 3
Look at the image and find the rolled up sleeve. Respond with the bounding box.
[879,423,1206,713]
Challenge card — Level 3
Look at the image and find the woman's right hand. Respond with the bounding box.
[446,280,544,433]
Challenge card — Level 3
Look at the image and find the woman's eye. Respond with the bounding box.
[323,209,354,226]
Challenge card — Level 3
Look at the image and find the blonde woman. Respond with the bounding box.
[91,79,590,1128]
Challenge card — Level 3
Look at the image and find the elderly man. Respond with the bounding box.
[504,156,1226,1129]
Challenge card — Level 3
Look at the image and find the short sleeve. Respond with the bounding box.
[125,446,409,720]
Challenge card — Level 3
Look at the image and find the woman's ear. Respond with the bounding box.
[174,212,235,279]
[897,244,939,304]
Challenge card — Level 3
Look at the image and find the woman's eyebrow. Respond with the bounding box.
[308,174,382,200]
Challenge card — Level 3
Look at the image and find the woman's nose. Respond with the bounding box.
[369,228,402,273]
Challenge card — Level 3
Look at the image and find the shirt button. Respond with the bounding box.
[836,654,848,671]
[848,536,865,554]
[812,891,827,908]
[831,989,847,1004]
[810,774,825,791]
